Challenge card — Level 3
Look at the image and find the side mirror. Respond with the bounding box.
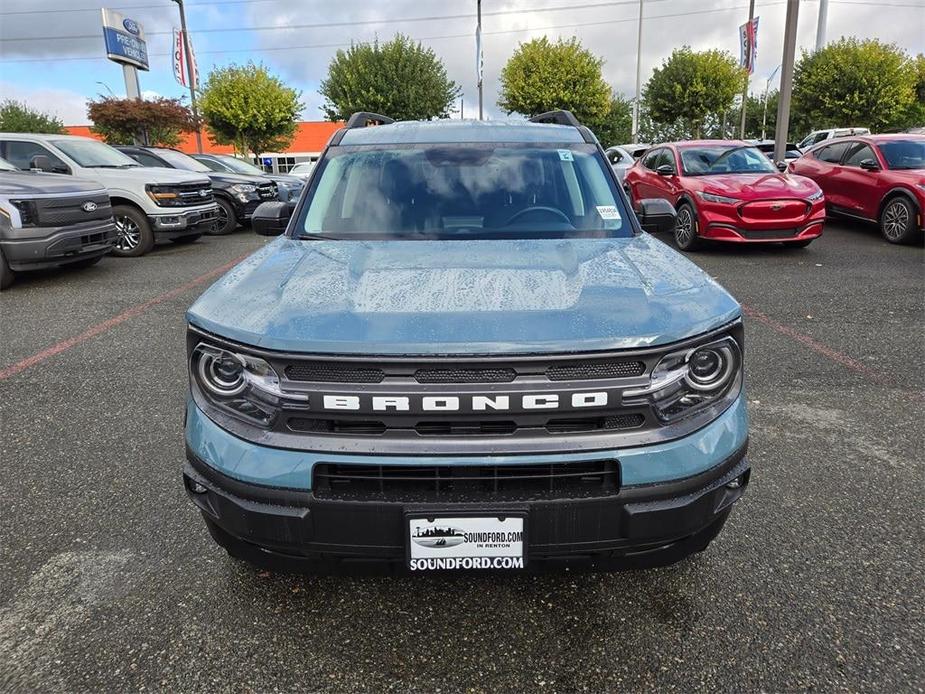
[30,154,60,173]
[252,201,291,236]
[656,164,676,177]
[776,161,788,172]
[637,198,677,234]
[859,158,880,171]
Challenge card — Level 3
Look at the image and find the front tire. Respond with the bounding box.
[0,249,14,290]
[674,202,702,251]
[209,198,237,236]
[879,196,919,244]
[111,205,154,257]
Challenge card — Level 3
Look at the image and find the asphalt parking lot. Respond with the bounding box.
[0,221,922,692]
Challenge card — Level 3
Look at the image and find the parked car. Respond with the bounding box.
[797,127,870,150]
[116,146,278,236]
[750,140,802,162]
[182,111,750,574]
[191,153,304,203]
[623,139,825,250]
[789,134,925,244]
[0,155,116,289]
[287,161,315,181]
[619,143,651,160]
[0,134,217,257]
[604,145,635,183]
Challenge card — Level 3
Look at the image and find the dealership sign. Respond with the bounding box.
[101,8,149,71]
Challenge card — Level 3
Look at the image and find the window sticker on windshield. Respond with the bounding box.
[596,205,621,220]
[557,149,574,161]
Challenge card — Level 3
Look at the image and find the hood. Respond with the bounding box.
[0,170,105,196]
[188,234,740,355]
[204,171,270,186]
[88,166,210,186]
[692,172,819,199]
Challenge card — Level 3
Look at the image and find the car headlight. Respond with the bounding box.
[807,189,823,202]
[696,191,740,205]
[191,342,306,426]
[624,335,742,422]
[230,184,257,194]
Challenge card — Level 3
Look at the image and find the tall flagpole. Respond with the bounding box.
[477,0,483,120]
[631,0,643,142]
[172,0,203,153]
[739,0,756,139]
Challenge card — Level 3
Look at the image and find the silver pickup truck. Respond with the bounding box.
[0,156,116,289]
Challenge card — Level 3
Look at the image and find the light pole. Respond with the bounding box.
[815,0,829,51]
[774,0,799,163]
[171,0,203,153]
[631,0,644,142]
[761,64,781,141]
[477,0,483,120]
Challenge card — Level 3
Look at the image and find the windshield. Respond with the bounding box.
[152,149,212,172]
[877,139,925,170]
[52,139,139,168]
[216,155,265,175]
[0,156,16,172]
[680,145,777,176]
[296,144,631,241]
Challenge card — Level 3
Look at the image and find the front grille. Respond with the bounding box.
[33,193,111,226]
[312,460,620,501]
[257,183,277,200]
[414,367,516,383]
[286,363,385,383]
[174,183,214,206]
[738,228,801,239]
[546,413,645,433]
[547,360,645,380]
[289,418,386,435]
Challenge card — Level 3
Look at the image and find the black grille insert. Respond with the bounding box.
[546,360,645,381]
[415,421,517,436]
[288,418,386,435]
[414,367,516,383]
[312,460,620,501]
[286,363,385,383]
[546,413,645,433]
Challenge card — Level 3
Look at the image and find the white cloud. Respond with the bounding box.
[0,81,89,124]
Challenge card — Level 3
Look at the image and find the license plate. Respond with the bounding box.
[407,515,524,571]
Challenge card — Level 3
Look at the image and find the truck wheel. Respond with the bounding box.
[209,198,237,236]
[171,233,202,244]
[879,196,919,244]
[0,249,14,290]
[674,203,702,252]
[112,205,154,257]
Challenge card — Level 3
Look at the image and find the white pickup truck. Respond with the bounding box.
[0,133,219,256]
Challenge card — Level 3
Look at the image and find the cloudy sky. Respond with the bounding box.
[0,0,922,126]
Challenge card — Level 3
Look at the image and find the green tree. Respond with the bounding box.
[199,62,303,157]
[791,38,916,134]
[0,99,65,134]
[742,90,779,140]
[643,47,745,138]
[498,37,612,125]
[320,35,459,121]
[588,94,633,148]
[87,97,196,147]
[902,53,925,128]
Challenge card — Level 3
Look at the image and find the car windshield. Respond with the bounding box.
[152,149,212,172]
[0,156,17,172]
[291,163,313,173]
[680,145,777,175]
[216,155,265,175]
[52,139,140,168]
[877,139,925,170]
[296,144,631,241]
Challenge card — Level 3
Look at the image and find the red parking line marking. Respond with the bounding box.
[0,254,248,382]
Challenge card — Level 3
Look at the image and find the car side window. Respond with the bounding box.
[642,148,662,170]
[0,140,69,172]
[658,149,676,171]
[129,151,167,167]
[813,132,830,145]
[816,142,850,164]
[842,143,876,168]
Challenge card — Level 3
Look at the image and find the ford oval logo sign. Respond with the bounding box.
[81,201,98,213]
[123,18,140,35]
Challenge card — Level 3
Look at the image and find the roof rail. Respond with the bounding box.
[529,110,582,128]
[345,112,395,129]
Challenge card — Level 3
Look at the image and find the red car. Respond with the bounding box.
[788,134,925,244]
[623,140,826,251]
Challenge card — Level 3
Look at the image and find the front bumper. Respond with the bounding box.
[0,219,116,271]
[149,204,219,235]
[698,199,826,243]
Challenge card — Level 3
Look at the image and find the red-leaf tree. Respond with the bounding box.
[87,97,199,147]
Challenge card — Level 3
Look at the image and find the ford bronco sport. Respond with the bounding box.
[183,112,750,573]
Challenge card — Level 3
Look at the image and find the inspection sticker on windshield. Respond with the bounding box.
[596,205,621,220]
[557,149,574,161]
[408,516,524,571]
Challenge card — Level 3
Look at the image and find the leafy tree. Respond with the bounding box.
[498,37,612,125]
[320,35,460,121]
[791,38,917,134]
[902,53,925,128]
[742,90,779,140]
[588,94,633,148]
[199,62,303,157]
[87,97,196,147]
[643,47,745,138]
[0,99,65,134]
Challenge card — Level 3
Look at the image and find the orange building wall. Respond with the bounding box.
[65,121,343,154]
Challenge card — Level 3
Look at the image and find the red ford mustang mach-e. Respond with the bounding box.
[624,140,826,251]
[788,134,925,244]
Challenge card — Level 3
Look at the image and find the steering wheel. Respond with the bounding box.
[504,206,571,226]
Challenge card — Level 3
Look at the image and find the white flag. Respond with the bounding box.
[173,28,199,89]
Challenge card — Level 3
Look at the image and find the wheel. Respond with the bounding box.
[674,202,702,251]
[111,205,154,257]
[69,254,104,268]
[209,198,237,235]
[171,233,202,244]
[879,196,919,244]
[783,239,813,249]
[0,249,14,290]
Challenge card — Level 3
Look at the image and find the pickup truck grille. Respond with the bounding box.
[174,183,214,206]
[256,182,277,200]
[34,193,111,226]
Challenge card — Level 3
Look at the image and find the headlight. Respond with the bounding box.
[191,342,306,426]
[807,189,823,202]
[697,191,740,205]
[145,185,181,207]
[625,335,742,422]
[230,184,257,194]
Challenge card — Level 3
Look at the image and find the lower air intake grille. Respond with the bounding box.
[546,360,645,380]
[312,460,620,501]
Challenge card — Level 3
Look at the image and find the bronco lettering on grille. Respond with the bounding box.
[321,392,611,412]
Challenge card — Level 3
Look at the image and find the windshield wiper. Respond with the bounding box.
[296,233,333,240]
